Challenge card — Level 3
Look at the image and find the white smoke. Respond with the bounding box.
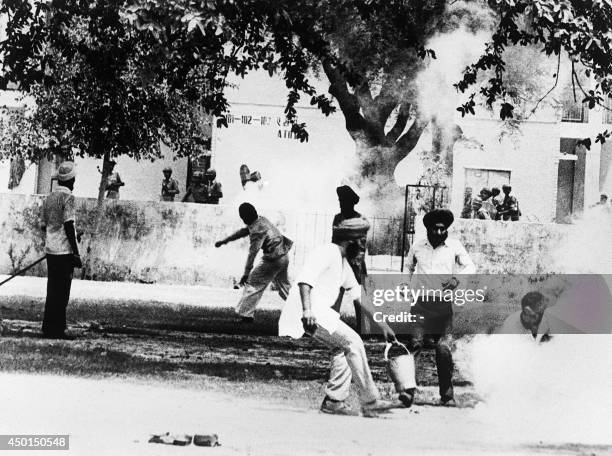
[415,28,489,126]
[457,208,612,446]
[457,335,612,445]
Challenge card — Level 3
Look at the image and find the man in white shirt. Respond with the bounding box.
[404,209,475,406]
[278,217,397,417]
[40,161,82,340]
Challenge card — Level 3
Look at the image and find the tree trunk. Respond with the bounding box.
[82,147,111,280]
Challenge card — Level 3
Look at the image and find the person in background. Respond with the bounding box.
[203,168,223,204]
[470,190,483,219]
[491,187,502,220]
[404,209,475,406]
[182,171,207,203]
[499,184,520,221]
[332,185,368,333]
[161,166,180,202]
[460,187,473,219]
[105,160,124,200]
[40,161,82,340]
[590,194,608,209]
[278,217,397,417]
[476,187,495,220]
[215,203,293,322]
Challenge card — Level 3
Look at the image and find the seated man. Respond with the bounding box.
[497,291,553,341]
[278,217,397,417]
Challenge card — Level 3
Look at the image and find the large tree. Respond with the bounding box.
[0,0,212,204]
[3,0,612,198]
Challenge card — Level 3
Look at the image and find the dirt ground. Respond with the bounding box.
[1,318,612,455]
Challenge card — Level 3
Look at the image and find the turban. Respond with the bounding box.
[332,217,370,241]
[56,161,76,181]
[423,209,454,229]
[502,184,512,192]
[336,185,360,205]
[479,187,491,199]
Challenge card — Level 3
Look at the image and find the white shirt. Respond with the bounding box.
[496,310,554,342]
[41,186,76,255]
[405,237,475,290]
[278,244,359,339]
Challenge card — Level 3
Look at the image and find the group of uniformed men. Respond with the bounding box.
[161,166,223,204]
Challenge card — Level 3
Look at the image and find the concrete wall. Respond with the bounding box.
[1,193,576,287]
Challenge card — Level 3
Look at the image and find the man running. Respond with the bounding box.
[215,203,292,322]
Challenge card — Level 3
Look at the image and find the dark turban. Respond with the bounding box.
[333,217,370,241]
[502,184,512,192]
[423,209,454,229]
[336,185,360,205]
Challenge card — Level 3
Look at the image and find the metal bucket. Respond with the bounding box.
[384,342,416,393]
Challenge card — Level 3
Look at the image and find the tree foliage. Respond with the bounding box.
[3,0,612,189]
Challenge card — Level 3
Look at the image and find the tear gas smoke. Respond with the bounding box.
[457,208,612,446]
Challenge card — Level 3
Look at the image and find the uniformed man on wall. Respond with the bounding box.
[161,166,180,202]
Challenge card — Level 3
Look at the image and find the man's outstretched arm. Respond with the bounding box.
[215,227,249,247]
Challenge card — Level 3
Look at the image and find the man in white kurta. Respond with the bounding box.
[279,217,396,417]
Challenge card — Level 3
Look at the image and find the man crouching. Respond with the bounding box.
[278,217,397,417]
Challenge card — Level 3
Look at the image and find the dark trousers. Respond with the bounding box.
[405,301,454,401]
[42,254,74,336]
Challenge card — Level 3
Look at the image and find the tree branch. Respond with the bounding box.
[373,74,401,127]
[395,112,428,152]
[528,51,561,117]
[323,59,382,145]
[322,59,364,133]
[386,102,411,144]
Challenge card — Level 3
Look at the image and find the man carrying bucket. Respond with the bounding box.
[278,217,398,417]
[404,209,475,406]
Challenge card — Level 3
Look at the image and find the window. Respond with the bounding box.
[561,99,589,123]
[464,168,511,194]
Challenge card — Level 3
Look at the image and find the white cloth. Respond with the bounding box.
[42,186,75,255]
[496,310,554,342]
[278,244,359,339]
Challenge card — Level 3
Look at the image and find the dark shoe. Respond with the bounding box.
[398,388,415,408]
[440,397,457,407]
[320,397,358,416]
[361,399,397,418]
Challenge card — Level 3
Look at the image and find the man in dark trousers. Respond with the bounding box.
[332,185,368,333]
[215,203,293,322]
[40,161,82,339]
[404,209,475,406]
